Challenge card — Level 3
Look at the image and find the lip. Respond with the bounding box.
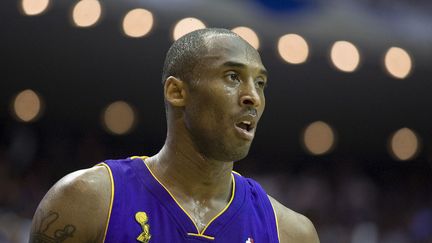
[234,113,258,141]
[234,124,255,141]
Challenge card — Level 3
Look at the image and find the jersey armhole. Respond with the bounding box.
[97,163,115,243]
[247,178,281,243]
[269,199,281,243]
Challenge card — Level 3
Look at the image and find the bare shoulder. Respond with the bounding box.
[268,195,320,243]
[30,165,112,243]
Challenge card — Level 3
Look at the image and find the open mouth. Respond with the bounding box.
[236,121,253,132]
[235,120,255,140]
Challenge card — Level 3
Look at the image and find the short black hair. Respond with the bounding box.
[162,28,238,84]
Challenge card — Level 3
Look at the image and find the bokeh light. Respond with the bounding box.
[384,47,413,79]
[389,127,420,161]
[278,34,309,64]
[231,26,260,50]
[302,121,336,155]
[102,101,136,135]
[12,89,43,122]
[72,0,102,28]
[330,41,360,72]
[21,0,49,16]
[122,8,154,38]
[172,17,206,41]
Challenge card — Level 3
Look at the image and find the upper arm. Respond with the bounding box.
[29,165,112,243]
[269,196,320,243]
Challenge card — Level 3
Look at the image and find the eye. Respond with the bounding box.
[226,72,240,82]
[256,80,267,89]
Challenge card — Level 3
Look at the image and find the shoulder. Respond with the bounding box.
[268,195,320,243]
[30,165,112,242]
[50,165,111,199]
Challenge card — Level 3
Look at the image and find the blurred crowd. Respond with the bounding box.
[0,125,431,243]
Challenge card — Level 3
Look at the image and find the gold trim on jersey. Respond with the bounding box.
[270,200,280,242]
[232,170,241,176]
[97,163,114,243]
[200,175,235,235]
[187,233,215,240]
[131,155,236,240]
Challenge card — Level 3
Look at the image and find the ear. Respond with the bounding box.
[164,76,186,107]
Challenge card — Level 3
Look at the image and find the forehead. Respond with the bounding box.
[200,35,265,70]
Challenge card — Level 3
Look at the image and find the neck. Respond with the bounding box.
[146,127,234,202]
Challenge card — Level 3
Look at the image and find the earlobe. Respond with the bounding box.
[164,76,186,107]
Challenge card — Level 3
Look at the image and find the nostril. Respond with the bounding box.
[242,99,254,106]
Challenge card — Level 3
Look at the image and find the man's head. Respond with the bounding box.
[162,28,268,162]
[162,28,236,85]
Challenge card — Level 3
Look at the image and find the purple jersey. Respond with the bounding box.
[100,156,280,243]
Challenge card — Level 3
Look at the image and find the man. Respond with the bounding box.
[30,28,319,242]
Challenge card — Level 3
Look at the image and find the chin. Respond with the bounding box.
[196,136,253,162]
[217,146,251,162]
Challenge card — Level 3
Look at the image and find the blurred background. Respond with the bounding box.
[1,0,432,242]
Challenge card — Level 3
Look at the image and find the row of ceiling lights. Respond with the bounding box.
[9,89,422,161]
[15,0,421,160]
[19,0,413,79]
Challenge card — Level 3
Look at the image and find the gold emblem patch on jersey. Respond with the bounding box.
[135,212,151,243]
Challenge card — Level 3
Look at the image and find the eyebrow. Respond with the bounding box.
[222,61,268,77]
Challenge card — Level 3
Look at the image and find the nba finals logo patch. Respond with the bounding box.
[135,212,151,243]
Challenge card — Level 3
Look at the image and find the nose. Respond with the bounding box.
[239,81,261,108]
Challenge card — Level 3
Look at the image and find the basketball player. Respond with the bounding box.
[30,28,319,242]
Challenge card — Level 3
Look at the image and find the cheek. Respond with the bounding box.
[186,94,221,128]
[187,84,238,128]
[256,93,265,116]
[223,83,238,97]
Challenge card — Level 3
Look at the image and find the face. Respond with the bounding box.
[183,35,268,162]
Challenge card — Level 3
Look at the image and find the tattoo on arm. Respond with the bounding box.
[30,211,76,243]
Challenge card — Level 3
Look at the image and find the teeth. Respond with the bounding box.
[242,121,251,125]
